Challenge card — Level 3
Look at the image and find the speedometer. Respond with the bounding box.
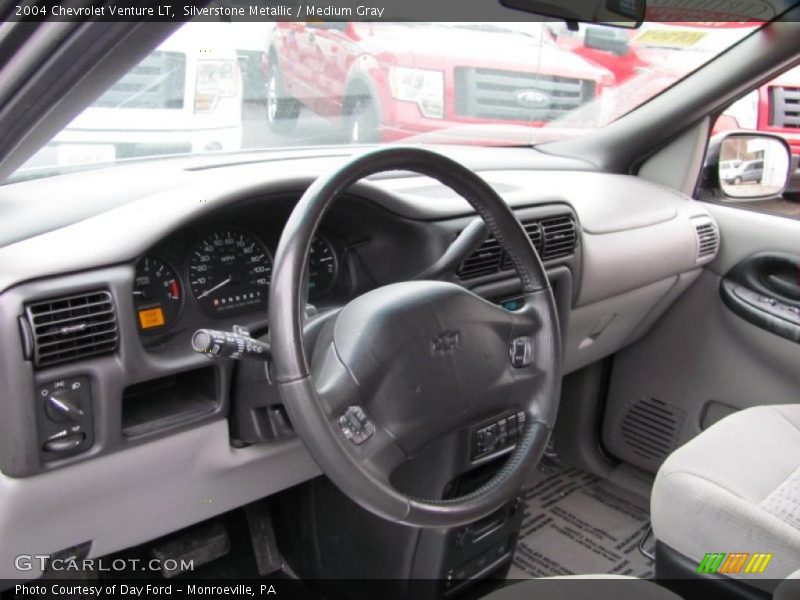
[188,229,272,315]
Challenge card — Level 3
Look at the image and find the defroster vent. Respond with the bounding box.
[23,291,119,367]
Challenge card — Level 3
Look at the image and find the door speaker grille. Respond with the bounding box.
[617,398,685,465]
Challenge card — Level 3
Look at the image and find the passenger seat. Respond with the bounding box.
[651,404,800,596]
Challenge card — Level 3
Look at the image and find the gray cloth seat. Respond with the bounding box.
[651,404,800,592]
[482,577,682,599]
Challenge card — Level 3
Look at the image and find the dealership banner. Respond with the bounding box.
[3,577,796,598]
[5,0,800,22]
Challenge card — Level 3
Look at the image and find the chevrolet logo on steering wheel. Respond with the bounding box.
[431,330,461,355]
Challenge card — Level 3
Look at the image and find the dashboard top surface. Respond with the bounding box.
[0,145,592,247]
[0,146,705,296]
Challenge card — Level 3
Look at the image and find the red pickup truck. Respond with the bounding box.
[262,22,612,144]
[549,21,800,197]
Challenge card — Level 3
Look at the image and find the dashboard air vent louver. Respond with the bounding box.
[25,291,119,368]
[540,215,578,261]
[501,221,543,270]
[458,214,576,281]
[694,219,719,261]
[457,237,504,279]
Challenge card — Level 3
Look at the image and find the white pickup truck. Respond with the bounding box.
[25,22,243,171]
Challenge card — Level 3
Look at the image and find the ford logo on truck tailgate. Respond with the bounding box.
[516,90,550,110]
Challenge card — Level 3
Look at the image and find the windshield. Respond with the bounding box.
[14,20,761,180]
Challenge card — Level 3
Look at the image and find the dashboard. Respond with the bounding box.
[0,146,719,579]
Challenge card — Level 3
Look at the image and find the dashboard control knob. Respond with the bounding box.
[43,432,85,453]
[45,395,85,422]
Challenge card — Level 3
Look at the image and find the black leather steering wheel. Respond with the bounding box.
[268,147,561,528]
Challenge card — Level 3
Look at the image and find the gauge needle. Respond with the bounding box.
[197,277,231,299]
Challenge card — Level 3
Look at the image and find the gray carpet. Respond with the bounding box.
[508,460,655,580]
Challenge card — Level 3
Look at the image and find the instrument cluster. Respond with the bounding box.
[132,228,339,335]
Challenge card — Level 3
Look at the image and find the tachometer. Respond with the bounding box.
[308,235,338,300]
[133,256,182,332]
[188,229,272,315]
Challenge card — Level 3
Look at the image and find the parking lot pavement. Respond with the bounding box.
[241,101,343,150]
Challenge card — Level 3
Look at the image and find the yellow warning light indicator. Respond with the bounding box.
[138,307,165,329]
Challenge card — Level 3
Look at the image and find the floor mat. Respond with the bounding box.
[508,460,655,579]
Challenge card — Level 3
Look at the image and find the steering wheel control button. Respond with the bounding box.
[515,411,527,435]
[509,336,533,368]
[496,419,509,446]
[37,376,94,459]
[339,405,375,445]
[472,411,525,461]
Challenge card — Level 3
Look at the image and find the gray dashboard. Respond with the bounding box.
[0,147,718,578]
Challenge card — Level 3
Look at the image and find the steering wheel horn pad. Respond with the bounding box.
[325,280,538,457]
[269,147,561,527]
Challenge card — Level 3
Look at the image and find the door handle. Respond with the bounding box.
[765,273,800,301]
[720,280,800,343]
[720,252,800,344]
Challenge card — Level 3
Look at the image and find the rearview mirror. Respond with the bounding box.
[499,0,645,28]
[706,133,792,200]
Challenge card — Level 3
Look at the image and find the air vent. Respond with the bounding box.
[541,215,578,260]
[458,214,575,281]
[457,237,504,279]
[501,221,543,270]
[25,291,119,367]
[694,219,719,261]
[618,398,685,464]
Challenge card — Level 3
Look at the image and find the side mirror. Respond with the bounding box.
[704,132,792,200]
[584,26,629,56]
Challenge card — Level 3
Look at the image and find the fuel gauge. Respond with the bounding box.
[133,256,182,333]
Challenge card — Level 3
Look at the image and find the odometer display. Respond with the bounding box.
[188,229,272,315]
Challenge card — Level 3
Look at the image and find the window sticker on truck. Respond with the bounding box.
[633,29,708,47]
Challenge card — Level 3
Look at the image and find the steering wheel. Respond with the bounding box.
[268,147,561,528]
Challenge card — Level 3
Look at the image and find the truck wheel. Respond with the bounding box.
[266,63,300,134]
[344,91,379,144]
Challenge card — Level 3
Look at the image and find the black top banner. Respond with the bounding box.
[4,0,800,22]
